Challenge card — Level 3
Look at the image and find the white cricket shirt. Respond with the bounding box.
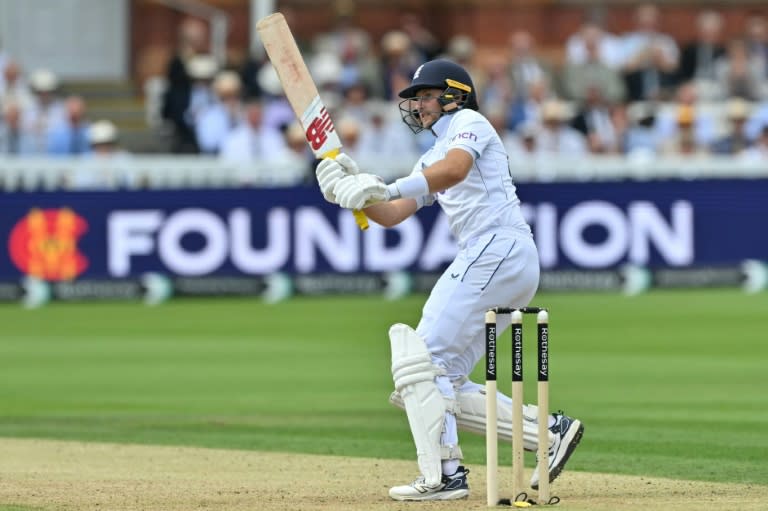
[412,109,531,247]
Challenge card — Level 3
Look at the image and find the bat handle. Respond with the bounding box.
[353,209,369,230]
[322,149,369,231]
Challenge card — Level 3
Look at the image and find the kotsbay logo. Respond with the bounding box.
[8,208,89,280]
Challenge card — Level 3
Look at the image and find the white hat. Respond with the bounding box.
[310,52,342,86]
[213,70,241,96]
[257,64,283,96]
[30,69,59,92]
[187,54,218,80]
[88,120,119,145]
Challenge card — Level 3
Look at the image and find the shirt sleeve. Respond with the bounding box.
[444,111,492,160]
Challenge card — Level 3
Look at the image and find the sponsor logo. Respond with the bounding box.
[305,107,335,151]
[486,325,496,377]
[450,131,478,143]
[8,208,89,281]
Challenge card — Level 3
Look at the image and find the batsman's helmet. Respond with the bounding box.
[398,59,478,133]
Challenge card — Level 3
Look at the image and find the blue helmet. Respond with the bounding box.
[398,59,478,110]
[397,59,479,133]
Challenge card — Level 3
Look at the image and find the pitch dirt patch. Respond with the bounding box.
[0,438,765,511]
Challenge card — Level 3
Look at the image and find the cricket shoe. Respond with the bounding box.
[389,466,470,501]
[530,411,584,489]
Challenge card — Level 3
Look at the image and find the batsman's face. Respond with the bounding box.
[412,88,443,128]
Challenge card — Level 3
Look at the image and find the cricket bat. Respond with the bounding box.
[256,12,369,230]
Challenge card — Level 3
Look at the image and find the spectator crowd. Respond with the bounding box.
[3,2,768,184]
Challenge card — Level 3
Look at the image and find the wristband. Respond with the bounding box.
[386,173,430,200]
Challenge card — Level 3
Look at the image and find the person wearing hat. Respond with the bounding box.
[22,68,66,153]
[712,98,753,154]
[70,120,133,189]
[314,59,584,501]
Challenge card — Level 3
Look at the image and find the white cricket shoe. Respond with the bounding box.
[530,411,584,489]
[389,466,470,501]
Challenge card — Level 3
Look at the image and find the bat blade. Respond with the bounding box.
[257,12,368,230]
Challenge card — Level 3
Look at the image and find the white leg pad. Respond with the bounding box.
[390,385,550,452]
[390,323,446,487]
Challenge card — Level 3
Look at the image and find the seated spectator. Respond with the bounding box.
[655,82,718,148]
[379,30,422,100]
[562,26,626,104]
[219,99,288,163]
[744,99,768,142]
[46,95,90,156]
[712,98,753,154]
[257,63,295,131]
[570,86,621,154]
[195,71,244,154]
[714,38,766,101]
[71,120,134,189]
[624,101,661,156]
[507,76,554,131]
[536,99,587,156]
[738,123,768,163]
[0,100,35,154]
[659,105,711,156]
[619,3,680,101]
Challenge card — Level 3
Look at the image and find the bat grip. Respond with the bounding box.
[353,209,369,230]
[322,149,369,231]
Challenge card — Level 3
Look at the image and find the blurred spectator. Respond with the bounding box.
[443,35,486,93]
[256,63,295,131]
[312,12,382,97]
[184,54,218,130]
[379,30,422,100]
[195,71,244,154]
[655,82,717,148]
[507,76,554,131]
[282,121,315,181]
[23,69,66,153]
[71,120,134,189]
[478,56,514,111]
[536,99,587,156]
[744,99,768,142]
[354,100,420,163]
[505,121,541,161]
[678,10,725,87]
[565,21,625,69]
[624,101,661,155]
[619,3,680,101]
[46,95,90,156]
[161,18,209,153]
[659,105,711,156]
[219,99,288,163]
[507,30,554,100]
[712,97,753,154]
[744,14,768,79]
[562,27,626,104]
[739,123,768,162]
[0,100,35,154]
[570,86,621,154]
[714,38,766,101]
[0,60,34,111]
[400,11,441,62]
[335,116,363,158]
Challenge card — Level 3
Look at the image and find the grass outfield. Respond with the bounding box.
[0,290,766,487]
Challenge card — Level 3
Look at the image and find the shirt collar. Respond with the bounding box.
[430,113,452,138]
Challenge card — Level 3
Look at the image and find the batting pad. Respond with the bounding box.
[390,323,446,487]
[389,385,550,452]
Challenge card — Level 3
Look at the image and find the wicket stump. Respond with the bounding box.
[485,306,553,507]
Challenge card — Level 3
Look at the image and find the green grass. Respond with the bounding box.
[1,290,766,485]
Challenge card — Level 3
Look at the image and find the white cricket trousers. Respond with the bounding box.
[415,229,540,474]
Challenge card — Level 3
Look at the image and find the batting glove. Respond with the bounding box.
[334,173,389,210]
[315,153,360,203]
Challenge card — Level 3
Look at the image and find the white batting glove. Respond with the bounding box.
[334,173,389,210]
[315,153,360,203]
